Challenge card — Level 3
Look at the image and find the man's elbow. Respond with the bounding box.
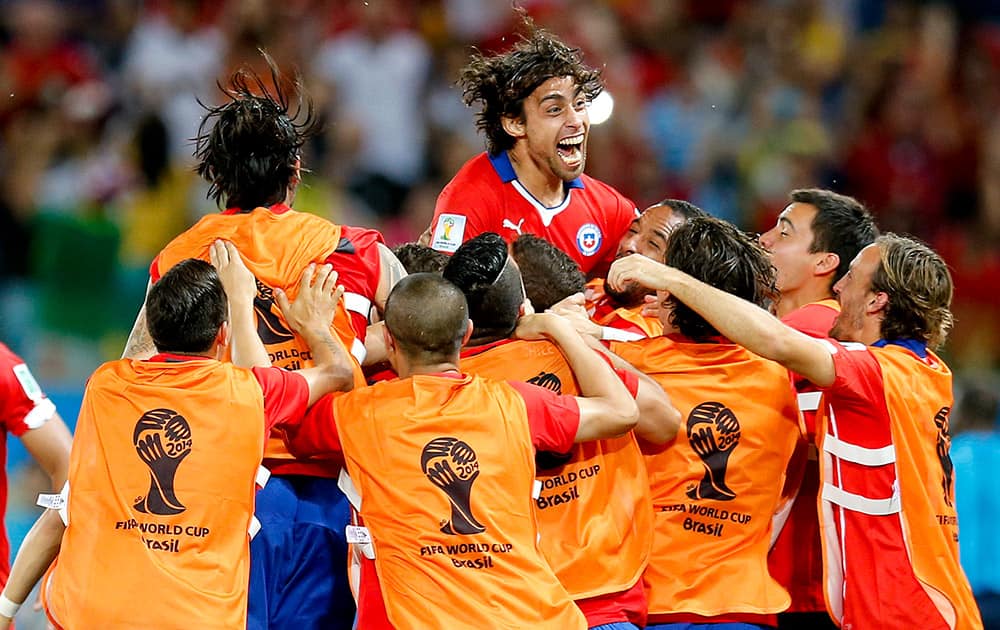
[637,402,681,445]
[328,364,355,393]
[615,399,640,436]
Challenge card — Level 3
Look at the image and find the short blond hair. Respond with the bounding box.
[872,234,954,350]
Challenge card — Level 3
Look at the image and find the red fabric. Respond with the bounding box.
[250,366,310,432]
[822,341,948,628]
[507,380,581,454]
[325,224,385,342]
[430,152,637,277]
[576,577,647,627]
[768,302,838,613]
[0,342,52,589]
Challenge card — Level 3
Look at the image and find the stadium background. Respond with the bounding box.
[0,0,998,625]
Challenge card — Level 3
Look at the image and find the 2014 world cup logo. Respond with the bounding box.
[686,401,741,501]
[254,278,295,345]
[421,437,486,535]
[934,406,955,507]
[133,408,192,515]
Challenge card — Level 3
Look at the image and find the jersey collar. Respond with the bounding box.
[488,151,584,190]
[873,338,928,359]
[148,353,214,363]
[221,203,293,216]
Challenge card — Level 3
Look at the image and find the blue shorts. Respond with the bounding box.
[591,623,640,630]
[247,475,356,630]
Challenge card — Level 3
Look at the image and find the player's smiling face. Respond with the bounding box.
[517,76,589,181]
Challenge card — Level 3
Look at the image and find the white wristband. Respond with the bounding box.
[600,326,644,342]
[0,593,22,618]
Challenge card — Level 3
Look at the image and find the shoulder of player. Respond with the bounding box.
[576,173,633,204]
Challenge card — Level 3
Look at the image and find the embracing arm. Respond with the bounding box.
[584,336,680,444]
[515,313,638,441]
[608,254,836,387]
[372,242,407,317]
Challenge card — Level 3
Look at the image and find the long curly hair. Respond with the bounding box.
[193,52,319,210]
[459,11,602,155]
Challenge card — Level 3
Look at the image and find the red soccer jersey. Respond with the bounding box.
[429,152,637,277]
[0,343,58,587]
[768,299,838,614]
[816,339,979,629]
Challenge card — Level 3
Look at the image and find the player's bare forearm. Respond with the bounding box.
[0,509,64,622]
[374,243,407,316]
[608,254,835,386]
[584,336,680,443]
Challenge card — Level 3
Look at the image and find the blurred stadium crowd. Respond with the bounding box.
[0,0,999,614]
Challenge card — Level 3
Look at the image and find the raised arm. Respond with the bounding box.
[210,240,270,368]
[274,263,355,404]
[121,280,155,359]
[515,313,638,441]
[608,254,836,387]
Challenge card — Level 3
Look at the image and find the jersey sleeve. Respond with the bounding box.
[281,392,344,458]
[427,180,492,254]
[252,366,311,431]
[821,340,884,406]
[507,381,580,454]
[0,353,55,437]
[325,225,385,340]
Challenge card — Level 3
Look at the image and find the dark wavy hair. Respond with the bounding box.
[665,217,779,342]
[511,234,585,311]
[460,12,603,155]
[194,52,319,210]
[871,234,953,350]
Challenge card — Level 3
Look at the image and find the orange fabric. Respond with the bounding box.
[586,278,663,338]
[43,358,267,629]
[460,339,652,600]
[333,374,586,629]
[817,346,981,629]
[612,336,799,618]
[154,206,365,473]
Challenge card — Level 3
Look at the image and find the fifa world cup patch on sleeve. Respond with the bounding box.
[431,214,467,253]
[12,363,43,401]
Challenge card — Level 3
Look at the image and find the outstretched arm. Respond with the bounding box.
[608,254,836,387]
[210,240,271,368]
[515,313,638,441]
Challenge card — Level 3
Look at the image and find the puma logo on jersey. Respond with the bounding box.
[502,218,525,235]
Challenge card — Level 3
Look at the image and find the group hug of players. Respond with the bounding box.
[0,14,983,630]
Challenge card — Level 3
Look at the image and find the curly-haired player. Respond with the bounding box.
[424,11,637,278]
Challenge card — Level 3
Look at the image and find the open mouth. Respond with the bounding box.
[556,134,584,167]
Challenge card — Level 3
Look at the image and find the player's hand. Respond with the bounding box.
[640,293,663,318]
[210,240,256,309]
[608,254,673,293]
[547,293,601,339]
[514,313,575,341]
[275,264,344,336]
